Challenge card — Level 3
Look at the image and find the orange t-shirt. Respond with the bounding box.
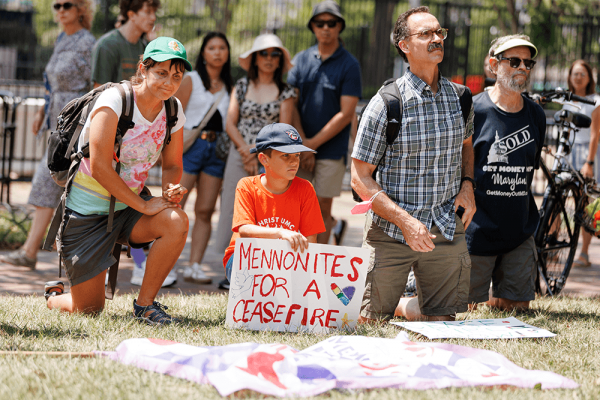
[223,175,326,268]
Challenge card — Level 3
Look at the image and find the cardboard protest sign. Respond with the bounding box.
[391,317,556,339]
[226,238,370,333]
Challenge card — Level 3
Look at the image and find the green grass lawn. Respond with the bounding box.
[0,293,599,399]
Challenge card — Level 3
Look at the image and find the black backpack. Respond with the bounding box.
[352,78,473,202]
[42,81,178,298]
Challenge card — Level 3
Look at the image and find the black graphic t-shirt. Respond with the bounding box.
[466,91,546,256]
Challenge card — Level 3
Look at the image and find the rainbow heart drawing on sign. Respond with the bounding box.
[330,283,356,306]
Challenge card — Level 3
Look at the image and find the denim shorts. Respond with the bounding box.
[182,137,226,178]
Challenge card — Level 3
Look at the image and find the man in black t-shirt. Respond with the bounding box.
[467,35,546,311]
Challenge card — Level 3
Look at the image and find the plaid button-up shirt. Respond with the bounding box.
[352,69,474,244]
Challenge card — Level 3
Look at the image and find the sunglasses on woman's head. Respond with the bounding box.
[53,2,74,10]
[496,56,536,70]
[312,19,339,28]
[258,50,282,58]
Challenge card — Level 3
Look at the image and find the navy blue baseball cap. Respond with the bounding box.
[250,123,316,154]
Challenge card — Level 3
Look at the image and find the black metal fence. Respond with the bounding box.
[2,0,600,188]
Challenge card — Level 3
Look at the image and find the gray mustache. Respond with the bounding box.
[428,43,443,52]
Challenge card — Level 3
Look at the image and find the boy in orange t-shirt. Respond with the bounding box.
[223,123,326,280]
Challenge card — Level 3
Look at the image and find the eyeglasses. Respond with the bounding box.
[53,2,74,10]
[406,28,448,41]
[496,56,536,70]
[312,19,339,29]
[258,50,282,58]
[572,72,588,78]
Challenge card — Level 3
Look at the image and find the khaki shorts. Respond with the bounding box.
[360,213,471,320]
[297,157,346,198]
[469,236,537,304]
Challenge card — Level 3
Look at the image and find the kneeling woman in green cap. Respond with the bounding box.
[44,37,192,325]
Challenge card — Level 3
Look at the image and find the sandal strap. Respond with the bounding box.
[134,300,178,325]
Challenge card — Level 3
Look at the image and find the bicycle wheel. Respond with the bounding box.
[536,182,582,296]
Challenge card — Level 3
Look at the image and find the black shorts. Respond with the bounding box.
[57,194,153,286]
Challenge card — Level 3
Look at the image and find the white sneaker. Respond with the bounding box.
[162,268,177,287]
[130,261,145,286]
[183,262,212,284]
[130,261,178,287]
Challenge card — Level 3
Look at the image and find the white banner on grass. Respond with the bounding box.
[101,333,578,397]
[226,238,370,333]
[391,317,556,339]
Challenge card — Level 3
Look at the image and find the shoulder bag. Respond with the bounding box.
[182,88,226,154]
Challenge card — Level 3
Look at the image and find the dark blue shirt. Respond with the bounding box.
[466,91,546,256]
[288,44,362,160]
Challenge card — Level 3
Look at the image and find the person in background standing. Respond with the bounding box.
[288,0,362,246]
[91,0,160,88]
[1,0,95,269]
[174,32,233,285]
[563,60,600,268]
[213,34,296,280]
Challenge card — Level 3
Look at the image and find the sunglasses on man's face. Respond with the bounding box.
[53,2,74,10]
[312,19,339,28]
[496,56,536,70]
[258,50,282,58]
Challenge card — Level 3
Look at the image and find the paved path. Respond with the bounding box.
[1,182,599,297]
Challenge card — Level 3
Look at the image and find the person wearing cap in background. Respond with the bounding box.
[287,0,362,247]
[214,34,297,276]
[466,34,545,311]
[222,123,326,282]
[43,37,191,325]
[351,7,475,323]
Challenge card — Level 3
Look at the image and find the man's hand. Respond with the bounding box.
[300,152,315,173]
[455,182,476,229]
[399,215,436,252]
[279,229,309,252]
[581,162,594,179]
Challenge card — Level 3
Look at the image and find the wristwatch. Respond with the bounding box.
[461,177,477,190]
[586,160,595,166]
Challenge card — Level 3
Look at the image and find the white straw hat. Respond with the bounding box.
[238,34,294,73]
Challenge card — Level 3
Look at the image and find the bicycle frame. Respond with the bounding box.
[535,112,587,295]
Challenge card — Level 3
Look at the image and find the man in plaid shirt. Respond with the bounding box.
[351,6,476,322]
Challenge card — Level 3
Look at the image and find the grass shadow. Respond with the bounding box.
[0,322,88,340]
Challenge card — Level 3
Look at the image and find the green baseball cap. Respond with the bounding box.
[143,37,192,71]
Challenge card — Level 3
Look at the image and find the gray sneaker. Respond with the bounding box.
[1,249,36,269]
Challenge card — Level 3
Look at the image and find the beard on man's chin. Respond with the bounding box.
[498,71,530,92]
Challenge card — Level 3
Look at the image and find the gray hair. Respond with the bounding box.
[489,34,533,58]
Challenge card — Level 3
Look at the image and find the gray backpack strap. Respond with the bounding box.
[106,81,134,234]
[103,82,134,298]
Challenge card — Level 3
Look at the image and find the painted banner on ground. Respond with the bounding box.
[225,238,370,333]
[392,317,556,339]
[100,333,578,397]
